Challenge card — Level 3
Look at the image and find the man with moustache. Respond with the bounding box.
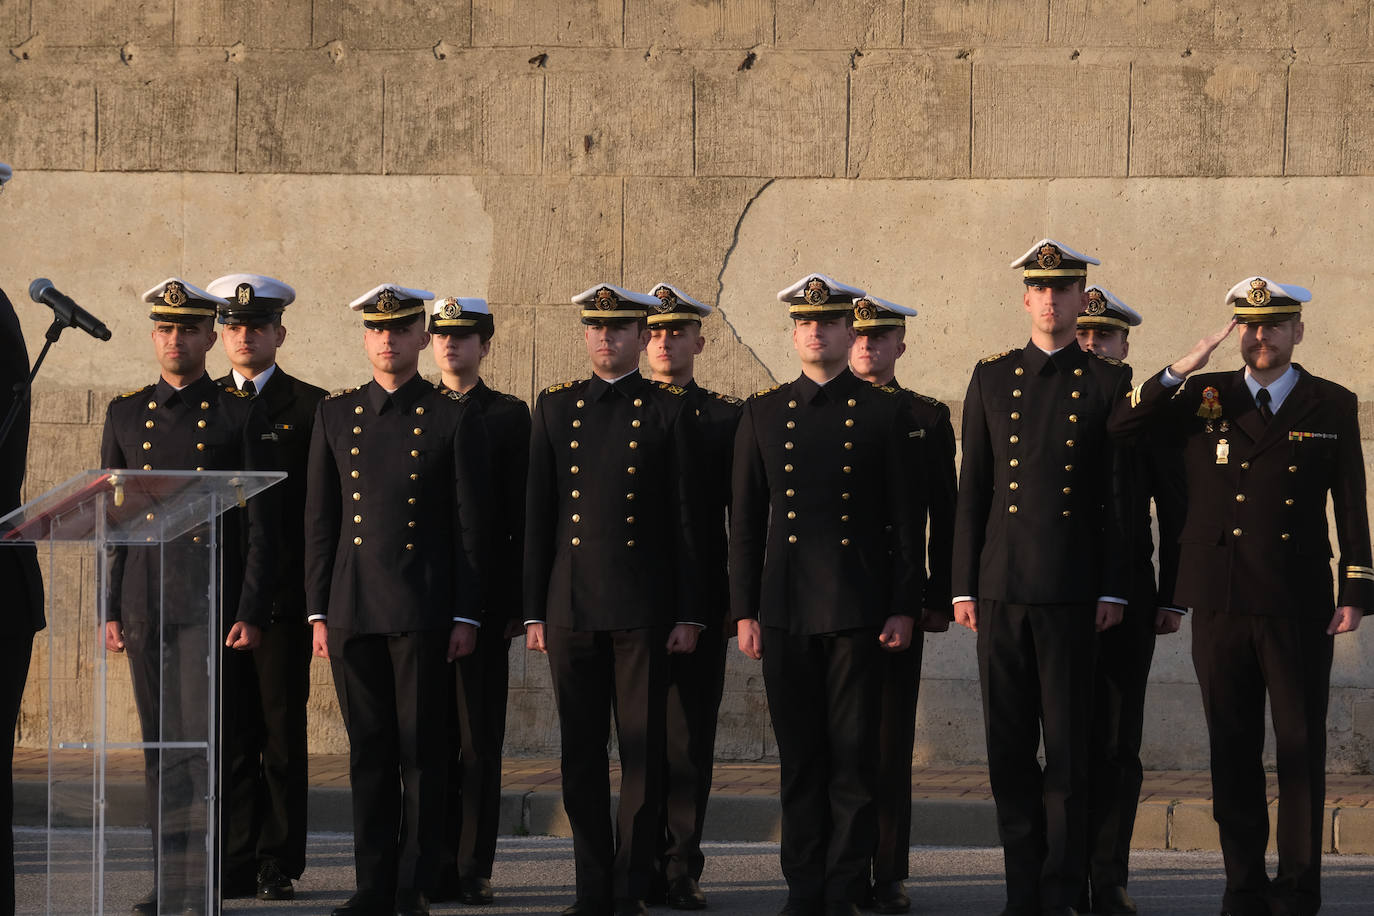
[1074,287,1185,916]
[524,284,702,916]
[642,282,742,910]
[1109,278,1370,916]
[427,296,530,906]
[952,240,1131,916]
[731,274,927,916]
[206,272,326,901]
[305,284,486,916]
[102,278,279,914]
[846,294,957,914]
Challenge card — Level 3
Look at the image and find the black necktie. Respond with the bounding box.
[1256,387,1273,423]
[241,379,257,397]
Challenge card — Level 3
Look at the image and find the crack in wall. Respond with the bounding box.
[713,176,777,385]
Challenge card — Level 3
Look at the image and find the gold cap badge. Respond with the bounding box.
[162,281,186,307]
[1246,278,1271,307]
[1036,244,1062,270]
[1085,289,1106,315]
[376,289,398,313]
[804,279,830,305]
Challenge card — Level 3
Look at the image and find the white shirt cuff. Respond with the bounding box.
[952,596,976,605]
[307,614,325,622]
[1160,367,1185,387]
[1098,596,1128,605]
[523,619,543,627]
[676,621,706,628]
[452,617,481,627]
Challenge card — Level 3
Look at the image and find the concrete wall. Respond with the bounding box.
[4,2,1374,770]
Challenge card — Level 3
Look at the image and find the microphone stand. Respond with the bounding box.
[0,316,69,452]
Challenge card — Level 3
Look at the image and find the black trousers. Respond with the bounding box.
[660,625,729,882]
[976,600,1096,912]
[1192,610,1333,916]
[871,634,924,883]
[329,629,450,898]
[441,622,512,880]
[0,633,33,916]
[547,625,667,902]
[763,626,882,905]
[250,617,311,878]
[1085,601,1157,894]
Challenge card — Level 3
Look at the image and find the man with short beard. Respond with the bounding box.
[846,294,956,915]
[731,274,927,916]
[1109,278,1371,916]
[305,284,486,916]
[427,296,530,906]
[102,278,279,915]
[207,272,326,901]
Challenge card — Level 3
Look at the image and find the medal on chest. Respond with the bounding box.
[1215,438,1229,465]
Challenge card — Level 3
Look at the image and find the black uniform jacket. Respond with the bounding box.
[685,380,743,631]
[217,369,327,623]
[952,342,1132,604]
[101,373,280,628]
[304,374,487,633]
[1109,365,1373,617]
[523,371,701,630]
[1118,432,1186,610]
[895,383,957,614]
[464,379,531,627]
[729,368,928,634]
[0,288,44,635]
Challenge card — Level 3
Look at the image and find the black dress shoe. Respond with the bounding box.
[823,903,860,916]
[869,881,910,914]
[666,875,707,910]
[395,888,431,916]
[331,890,395,916]
[130,891,158,915]
[561,898,611,916]
[459,876,495,905]
[1092,886,1136,915]
[256,861,295,901]
[613,898,647,916]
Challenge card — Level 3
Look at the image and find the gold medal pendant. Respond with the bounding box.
[1216,438,1229,465]
[1197,386,1223,420]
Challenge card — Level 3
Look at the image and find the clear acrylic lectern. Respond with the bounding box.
[0,468,284,915]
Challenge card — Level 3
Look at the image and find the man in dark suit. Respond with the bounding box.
[102,278,280,915]
[731,274,927,916]
[524,283,702,916]
[847,294,957,915]
[1109,277,1371,916]
[305,284,486,916]
[0,219,47,912]
[208,272,327,901]
[643,283,742,910]
[1074,287,1186,916]
[428,296,530,907]
[952,240,1131,916]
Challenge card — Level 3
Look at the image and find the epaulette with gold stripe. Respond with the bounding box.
[325,386,360,400]
[753,383,782,398]
[713,391,743,406]
[1091,352,1125,367]
[543,379,582,395]
[654,382,686,396]
[115,385,154,400]
[979,349,1016,365]
[877,384,897,394]
[910,391,945,408]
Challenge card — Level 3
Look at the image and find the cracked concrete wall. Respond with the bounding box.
[4,2,1374,769]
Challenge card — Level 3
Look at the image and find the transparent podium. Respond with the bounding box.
[1,469,284,915]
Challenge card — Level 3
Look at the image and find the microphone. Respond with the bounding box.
[29,278,112,341]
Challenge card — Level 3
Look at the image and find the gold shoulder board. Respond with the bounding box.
[326,386,359,400]
[116,386,151,400]
[1092,353,1125,367]
[979,349,1015,365]
[543,380,578,395]
[753,384,782,398]
[715,392,744,406]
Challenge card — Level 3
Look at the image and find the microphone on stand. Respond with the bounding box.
[28,278,112,341]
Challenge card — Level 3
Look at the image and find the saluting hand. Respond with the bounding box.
[1170,319,1238,379]
[1328,606,1363,635]
[879,614,915,652]
[225,621,261,650]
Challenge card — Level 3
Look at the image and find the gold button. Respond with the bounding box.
[354,406,364,415]
[841,492,850,499]
[1010,459,1019,468]
[571,490,581,499]
[192,536,202,544]
[410,449,419,457]
[415,407,424,415]
[626,540,635,547]
[413,427,422,435]
[844,441,853,449]
[1281,532,1291,540]
[1015,367,1024,376]
[627,466,636,474]
[1062,487,1072,495]
[1285,498,1294,506]
[1062,510,1072,518]
[147,400,157,409]
[1288,465,1298,473]
[1009,505,1018,514]
[142,441,151,450]
[408,497,416,505]
[352,492,361,500]
[200,401,209,409]
[354,537,363,546]
[1236,494,1246,503]
[633,398,643,407]
[841,538,850,546]
[571,465,580,474]
[844,419,854,427]
[576,399,585,408]
[405,543,414,550]
[1012,389,1022,398]
[145,420,154,429]
[626,516,635,524]
[1241,461,1250,470]
[196,442,205,451]
[572,419,581,428]
[353,515,362,523]
[787,510,797,520]
[1065,464,1073,471]
[351,470,360,478]
[788,400,798,408]
[843,466,852,474]
[626,492,635,500]
[1009,435,1019,444]
[1009,482,1019,490]
[786,420,796,429]
[1071,391,1081,399]
[786,488,795,497]
[570,440,579,449]
[1233,528,1243,536]
[351,447,359,456]
[629,441,638,449]
[785,464,794,472]
[840,514,849,522]
[407,521,416,528]
[1010,411,1020,420]
[631,419,641,428]
[142,464,152,470]
[1074,368,1083,377]
[1065,439,1075,447]
[788,534,797,543]
[572,514,583,523]
[145,512,155,521]
[410,473,419,480]
[195,466,203,471]
[847,399,857,407]
[571,537,581,546]
[353,426,362,434]
[1068,414,1078,423]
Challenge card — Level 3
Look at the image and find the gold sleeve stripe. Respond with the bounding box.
[1345,567,1374,581]
[1129,383,1143,409]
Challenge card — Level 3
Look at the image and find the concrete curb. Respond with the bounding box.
[15,781,1374,855]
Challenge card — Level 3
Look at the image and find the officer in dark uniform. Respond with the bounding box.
[847,294,957,915]
[642,282,742,910]
[0,160,47,912]
[524,283,703,916]
[427,296,530,907]
[731,274,928,916]
[207,272,326,901]
[951,241,1131,916]
[304,284,487,916]
[101,278,280,915]
[1109,277,1372,916]
[1074,287,1185,916]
